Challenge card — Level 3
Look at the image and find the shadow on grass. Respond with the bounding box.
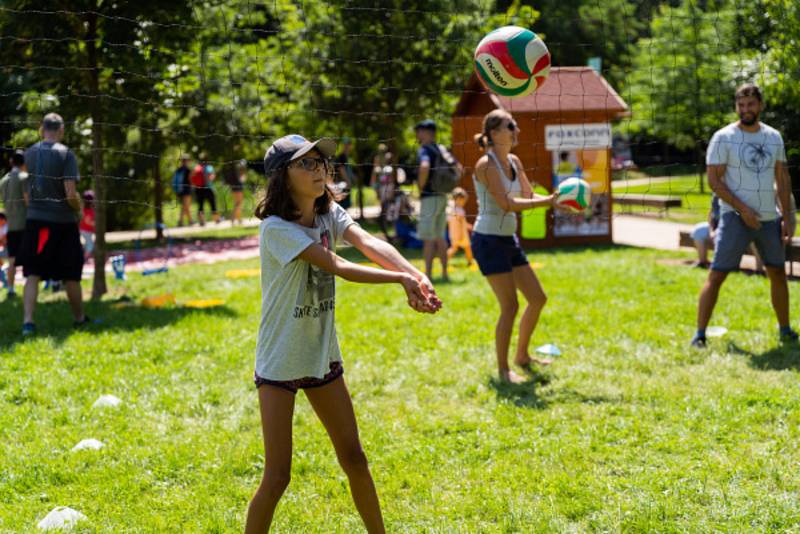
[547,388,622,406]
[0,297,236,351]
[727,341,800,371]
[489,372,550,410]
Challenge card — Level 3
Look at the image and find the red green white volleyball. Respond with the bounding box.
[556,177,591,212]
[474,26,551,98]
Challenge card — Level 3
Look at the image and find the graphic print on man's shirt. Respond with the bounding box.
[740,142,773,173]
[294,228,335,318]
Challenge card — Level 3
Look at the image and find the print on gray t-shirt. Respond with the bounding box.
[255,203,356,381]
[706,122,786,221]
[24,141,80,224]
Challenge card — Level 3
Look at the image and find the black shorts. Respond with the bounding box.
[6,230,23,258]
[254,361,343,394]
[471,231,529,276]
[19,220,84,281]
[195,187,217,213]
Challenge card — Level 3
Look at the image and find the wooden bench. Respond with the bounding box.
[679,230,800,274]
[616,194,682,210]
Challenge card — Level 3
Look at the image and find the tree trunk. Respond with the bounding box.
[696,144,705,195]
[153,131,164,241]
[357,160,365,220]
[86,12,107,299]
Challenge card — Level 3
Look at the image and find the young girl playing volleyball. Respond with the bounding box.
[245,135,441,533]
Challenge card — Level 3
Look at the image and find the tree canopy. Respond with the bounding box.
[2,0,800,261]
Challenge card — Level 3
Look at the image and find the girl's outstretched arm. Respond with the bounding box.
[343,225,442,311]
[297,241,437,313]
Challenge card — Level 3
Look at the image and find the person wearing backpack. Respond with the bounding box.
[415,119,462,281]
[172,154,193,226]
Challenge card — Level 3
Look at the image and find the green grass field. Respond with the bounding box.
[613,174,713,224]
[2,245,800,531]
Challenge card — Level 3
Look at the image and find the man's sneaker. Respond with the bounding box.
[6,291,17,300]
[73,316,92,328]
[690,334,707,348]
[780,329,799,343]
[22,322,36,336]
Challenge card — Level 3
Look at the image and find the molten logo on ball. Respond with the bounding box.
[483,58,508,86]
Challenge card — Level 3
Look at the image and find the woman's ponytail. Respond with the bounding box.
[475,109,510,152]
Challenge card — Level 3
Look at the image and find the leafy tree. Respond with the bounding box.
[0,1,194,297]
[163,0,489,214]
[758,0,800,176]
[495,0,648,89]
[622,0,748,190]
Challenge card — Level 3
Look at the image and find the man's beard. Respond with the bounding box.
[739,112,759,126]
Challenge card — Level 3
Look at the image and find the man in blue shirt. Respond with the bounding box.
[415,120,449,281]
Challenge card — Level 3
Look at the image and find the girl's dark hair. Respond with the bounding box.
[473,109,511,150]
[255,164,333,221]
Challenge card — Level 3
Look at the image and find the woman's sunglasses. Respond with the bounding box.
[506,121,517,131]
[291,157,329,172]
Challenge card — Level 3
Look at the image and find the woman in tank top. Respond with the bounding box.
[471,109,559,384]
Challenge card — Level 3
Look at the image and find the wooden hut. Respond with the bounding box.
[451,67,629,247]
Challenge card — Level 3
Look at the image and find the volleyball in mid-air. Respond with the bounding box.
[474,26,551,98]
[556,177,591,212]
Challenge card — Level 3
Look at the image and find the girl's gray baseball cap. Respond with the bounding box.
[263,135,337,176]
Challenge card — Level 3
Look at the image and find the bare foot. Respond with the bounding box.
[514,354,552,368]
[499,369,527,384]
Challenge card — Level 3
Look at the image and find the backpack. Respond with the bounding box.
[429,144,460,194]
[171,170,182,194]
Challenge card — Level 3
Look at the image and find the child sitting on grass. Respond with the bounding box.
[245,134,441,533]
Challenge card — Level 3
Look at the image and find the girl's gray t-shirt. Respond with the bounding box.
[255,203,356,381]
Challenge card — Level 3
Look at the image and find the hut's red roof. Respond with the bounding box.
[454,67,628,117]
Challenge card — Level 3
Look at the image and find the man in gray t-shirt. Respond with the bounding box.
[18,113,88,336]
[25,139,80,224]
[692,84,798,348]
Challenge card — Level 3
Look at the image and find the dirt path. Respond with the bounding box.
[84,235,260,275]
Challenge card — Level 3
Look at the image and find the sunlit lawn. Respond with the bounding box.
[2,244,800,531]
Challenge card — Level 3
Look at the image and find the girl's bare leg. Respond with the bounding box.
[245,385,296,533]
[485,272,524,383]
[512,264,550,367]
[305,377,385,533]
